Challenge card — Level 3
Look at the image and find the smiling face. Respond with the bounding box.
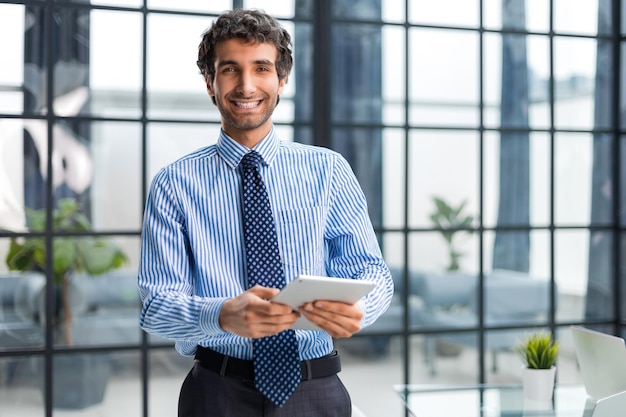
[206,38,286,148]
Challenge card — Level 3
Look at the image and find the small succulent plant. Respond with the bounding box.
[515,331,559,369]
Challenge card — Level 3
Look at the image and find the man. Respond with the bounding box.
[138,8,394,417]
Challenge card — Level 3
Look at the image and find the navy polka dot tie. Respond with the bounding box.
[240,151,301,407]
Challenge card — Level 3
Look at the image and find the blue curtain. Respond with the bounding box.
[23,5,91,214]
[586,0,615,320]
[294,0,383,227]
[493,0,530,272]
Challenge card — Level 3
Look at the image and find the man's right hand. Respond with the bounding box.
[218,285,300,338]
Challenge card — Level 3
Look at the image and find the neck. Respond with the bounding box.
[223,125,272,149]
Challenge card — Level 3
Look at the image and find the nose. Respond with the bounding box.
[236,70,256,96]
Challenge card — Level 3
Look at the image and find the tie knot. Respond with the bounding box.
[241,151,262,172]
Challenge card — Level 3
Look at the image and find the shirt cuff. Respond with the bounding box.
[358,299,368,328]
[198,297,229,335]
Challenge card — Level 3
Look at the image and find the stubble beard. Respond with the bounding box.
[218,95,278,132]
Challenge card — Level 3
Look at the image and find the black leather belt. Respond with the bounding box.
[194,346,341,381]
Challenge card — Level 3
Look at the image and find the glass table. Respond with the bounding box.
[393,384,596,417]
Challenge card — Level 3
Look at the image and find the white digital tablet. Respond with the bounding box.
[271,275,377,331]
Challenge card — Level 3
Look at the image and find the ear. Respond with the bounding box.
[277,76,287,95]
[205,74,215,97]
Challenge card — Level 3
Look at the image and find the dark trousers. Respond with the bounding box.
[178,361,352,416]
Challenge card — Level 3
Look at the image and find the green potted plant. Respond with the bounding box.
[429,196,474,356]
[5,197,127,345]
[5,197,128,409]
[429,196,474,271]
[515,331,559,400]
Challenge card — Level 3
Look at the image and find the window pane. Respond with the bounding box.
[484,229,551,290]
[0,267,45,350]
[483,229,553,346]
[0,4,25,115]
[554,133,594,225]
[90,122,143,231]
[147,14,217,120]
[413,332,479,381]
[554,0,605,36]
[0,118,27,232]
[50,8,90,119]
[90,10,143,119]
[147,0,232,13]
[409,0,479,28]
[66,0,142,6]
[245,0,298,19]
[37,121,141,232]
[331,23,383,125]
[147,122,221,183]
[292,126,311,145]
[272,124,293,143]
[382,26,406,125]
[484,0,550,33]
[23,6,48,117]
[485,326,569,385]
[339,335,403,416]
[293,22,314,124]
[408,130,479,228]
[1,351,146,412]
[276,20,296,119]
[555,230,613,322]
[332,127,384,227]
[585,230,615,321]
[332,0,383,21]
[622,233,626,322]
[382,0,406,23]
[410,232,470,281]
[67,266,141,347]
[149,348,193,416]
[622,136,626,226]
[0,355,44,416]
[383,232,406,281]
[483,34,551,130]
[408,232,480,316]
[623,0,626,35]
[52,351,141,412]
[382,128,406,229]
[622,44,626,130]
[409,29,479,127]
[553,37,597,130]
[484,131,551,228]
[272,65,296,121]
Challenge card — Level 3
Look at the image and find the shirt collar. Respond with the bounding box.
[216,126,279,169]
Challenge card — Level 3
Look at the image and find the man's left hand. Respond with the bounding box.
[298,301,364,338]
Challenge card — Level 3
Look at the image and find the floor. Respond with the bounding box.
[0,335,585,417]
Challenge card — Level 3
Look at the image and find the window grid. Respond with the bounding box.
[0,1,624,416]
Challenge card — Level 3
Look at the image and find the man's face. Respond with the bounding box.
[206,38,286,145]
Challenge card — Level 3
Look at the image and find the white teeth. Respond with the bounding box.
[235,101,260,109]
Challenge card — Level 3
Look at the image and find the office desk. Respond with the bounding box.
[393,384,595,417]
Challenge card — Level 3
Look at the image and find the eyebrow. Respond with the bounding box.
[217,59,275,68]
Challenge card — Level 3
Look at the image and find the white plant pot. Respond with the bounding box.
[522,366,556,401]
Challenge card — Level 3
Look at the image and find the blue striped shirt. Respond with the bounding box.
[138,127,394,360]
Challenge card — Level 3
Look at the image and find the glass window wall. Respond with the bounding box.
[0,1,624,416]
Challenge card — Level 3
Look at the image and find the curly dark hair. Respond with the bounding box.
[197,9,293,83]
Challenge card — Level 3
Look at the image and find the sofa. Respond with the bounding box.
[353,268,552,374]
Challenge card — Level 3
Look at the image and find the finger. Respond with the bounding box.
[303,312,357,338]
[248,285,280,300]
[248,317,301,339]
[304,300,364,323]
[313,300,363,319]
[299,307,361,337]
[254,299,297,316]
